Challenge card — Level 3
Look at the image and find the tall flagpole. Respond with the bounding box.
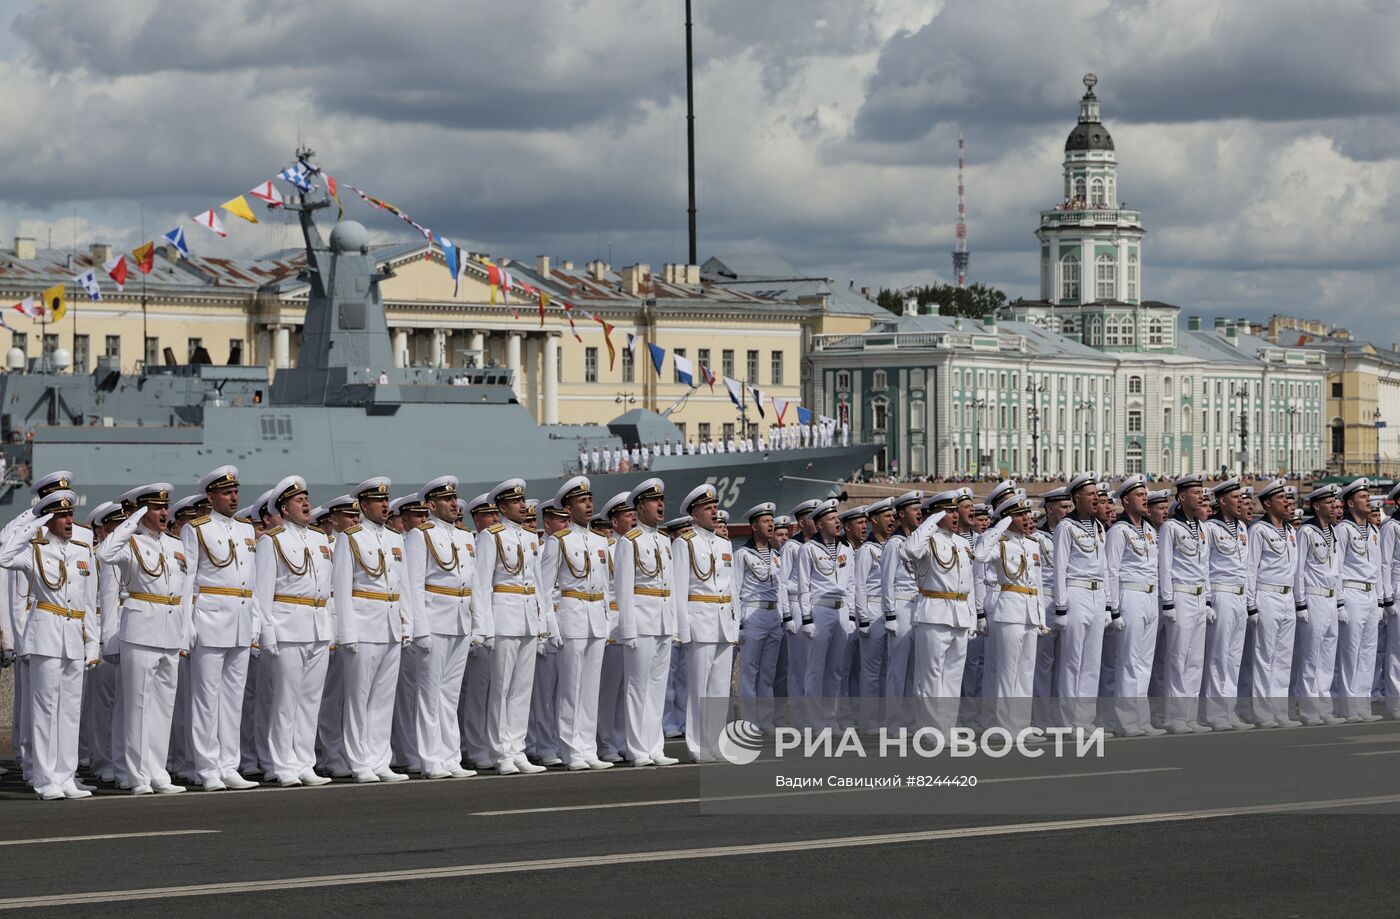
[140,203,148,374]
[685,0,698,266]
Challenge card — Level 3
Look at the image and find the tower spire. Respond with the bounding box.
[952,130,970,287]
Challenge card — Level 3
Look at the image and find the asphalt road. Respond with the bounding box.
[2,723,1399,916]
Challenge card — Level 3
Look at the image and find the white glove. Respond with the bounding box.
[841,615,856,636]
[537,637,547,655]
[1337,606,1349,625]
[263,641,280,657]
[483,635,495,651]
[1206,605,1217,625]
[1110,615,1125,632]
[413,635,431,653]
[885,617,898,635]
[859,623,871,637]
[1295,606,1309,624]
[783,617,798,635]
[801,622,816,639]
[549,633,563,650]
[1053,608,1068,630]
[341,641,358,654]
[1161,603,1177,623]
[105,507,148,545]
[625,637,638,650]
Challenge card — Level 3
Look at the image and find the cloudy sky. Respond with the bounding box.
[3,0,1399,343]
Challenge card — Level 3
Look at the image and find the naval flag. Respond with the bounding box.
[724,375,744,410]
[163,226,189,259]
[103,254,127,291]
[673,353,694,387]
[647,342,666,378]
[193,209,227,238]
[74,269,102,301]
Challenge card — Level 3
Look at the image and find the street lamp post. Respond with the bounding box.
[1286,405,1300,477]
[1231,383,1250,477]
[1374,407,1384,478]
[1074,398,1095,472]
[1026,378,1046,478]
[972,398,988,477]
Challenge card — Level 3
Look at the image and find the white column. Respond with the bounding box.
[393,329,408,368]
[470,331,485,368]
[543,334,559,424]
[526,335,541,420]
[507,332,523,399]
[273,325,290,370]
[432,328,447,368]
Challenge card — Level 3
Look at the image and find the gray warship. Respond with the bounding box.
[0,162,876,514]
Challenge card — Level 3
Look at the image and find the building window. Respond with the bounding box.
[1074,176,1085,201]
[1331,381,1343,398]
[873,369,888,391]
[1331,421,1344,455]
[1095,254,1116,300]
[697,348,710,377]
[1127,254,1138,300]
[835,370,851,392]
[103,334,117,362]
[73,334,89,372]
[621,345,635,383]
[1126,443,1144,474]
[187,337,203,362]
[722,422,735,442]
[145,336,159,367]
[1041,253,1051,298]
[1164,407,1173,435]
[584,346,598,383]
[1091,177,1105,207]
[722,349,735,378]
[1061,255,1080,300]
[673,348,687,384]
[1105,316,1119,346]
[1121,317,1135,346]
[872,400,888,432]
[1128,409,1143,433]
[1128,376,1143,395]
[909,399,925,431]
[770,351,784,386]
[1088,316,1102,345]
[698,422,710,443]
[746,349,759,382]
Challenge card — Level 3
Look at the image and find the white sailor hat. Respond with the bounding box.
[715,509,730,524]
[1292,507,1305,521]
[866,497,894,517]
[812,498,840,521]
[467,493,496,515]
[1042,486,1070,503]
[253,489,279,520]
[327,494,359,515]
[628,478,664,506]
[116,485,145,510]
[311,505,329,522]
[1390,482,1400,503]
[1240,486,1256,501]
[199,465,239,494]
[36,489,77,516]
[32,470,75,497]
[995,491,1034,518]
[1339,477,1371,500]
[662,515,692,532]
[1066,472,1097,495]
[744,502,776,522]
[1306,484,1340,503]
[234,505,255,523]
[490,478,527,505]
[135,483,174,508]
[1147,489,1172,505]
[419,475,459,503]
[773,514,794,529]
[1256,478,1288,501]
[397,495,428,514]
[355,476,391,500]
[1285,485,1298,498]
[1369,496,1385,511]
[893,490,923,510]
[1175,472,1206,491]
[790,498,820,518]
[682,483,719,514]
[86,500,122,528]
[602,492,634,519]
[987,479,1018,509]
[1211,476,1243,498]
[389,495,419,516]
[554,475,592,507]
[839,504,867,522]
[1115,474,1148,500]
[540,499,567,519]
[925,489,962,512]
[524,498,541,515]
[1095,481,1112,497]
[272,475,308,510]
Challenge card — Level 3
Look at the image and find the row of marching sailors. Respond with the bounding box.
[747,472,1400,740]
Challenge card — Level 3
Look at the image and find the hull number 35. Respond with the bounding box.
[703,475,745,509]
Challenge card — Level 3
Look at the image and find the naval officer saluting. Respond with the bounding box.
[182,465,260,791]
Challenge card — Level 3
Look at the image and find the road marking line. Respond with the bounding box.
[1292,732,1400,748]
[1350,749,1400,756]
[469,767,1182,816]
[3,793,1397,910]
[0,830,217,847]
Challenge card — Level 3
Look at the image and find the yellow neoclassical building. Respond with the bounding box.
[0,237,882,445]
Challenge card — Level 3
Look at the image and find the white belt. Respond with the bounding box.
[1066,577,1102,590]
[1173,581,1206,596]
[1307,587,1336,599]
[745,600,778,610]
[1342,580,1375,593]
[814,598,845,610]
[1121,582,1155,594]
[1213,583,1244,596]
[1257,583,1291,595]
[895,591,918,602]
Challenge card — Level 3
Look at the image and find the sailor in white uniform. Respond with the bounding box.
[1293,485,1345,725]
[526,500,565,766]
[1200,478,1254,730]
[1155,474,1213,734]
[975,491,1044,732]
[85,502,127,784]
[595,495,632,761]
[1101,476,1163,736]
[314,495,357,776]
[780,500,819,711]
[1242,479,1301,727]
[459,494,500,769]
[854,498,895,732]
[735,502,788,732]
[1051,473,1108,730]
[1032,486,1071,727]
[796,499,855,728]
[1333,478,1383,721]
[1380,483,1400,719]
[881,492,923,725]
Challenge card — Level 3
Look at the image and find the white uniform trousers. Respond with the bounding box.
[79,669,95,767]
[624,635,671,761]
[557,636,605,765]
[87,660,119,780]
[596,643,628,758]
[804,603,852,727]
[342,641,402,776]
[315,648,350,774]
[190,644,250,782]
[1109,590,1158,734]
[120,641,180,789]
[28,655,84,797]
[240,652,276,774]
[527,645,560,761]
[111,659,131,785]
[488,635,536,767]
[663,644,687,736]
[391,643,423,770]
[738,607,783,731]
[1032,619,1061,729]
[911,622,968,736]
[1384,609,1400,719]
[987,620,1039,733]
[1293,595,1340,722]
[1245,591,1296,725]
[884,598,917,728]
[268,641,330,783]
[857,625,888,732]
[1056,585,1108,728]
[13,658,31,782]
[1333,587,1380,719]
[784,631,807,700]
[684,640,734,761]
[1201,591,1248,726]
[169,654,194,781]
[1158,592,1208,727]
[460,644,494,768]
[409,633,469,774]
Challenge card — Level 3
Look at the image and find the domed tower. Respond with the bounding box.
[1035,74,1146,331]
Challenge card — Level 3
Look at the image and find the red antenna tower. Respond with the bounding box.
[952,131,970,287]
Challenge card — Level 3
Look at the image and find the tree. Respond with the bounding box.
[877,282,1009,319]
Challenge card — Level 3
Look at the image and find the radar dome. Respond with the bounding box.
[329,220,370,253]
[5,348,24,370]
[52,347,72,370]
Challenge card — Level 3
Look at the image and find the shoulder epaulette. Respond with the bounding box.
[608,535,616,546]
[680,528,697,540]
[190,516,211,528]
[553,530,568,541]
[416,522,433,531]
[308,525,325,535]
[265,525,285,537]
[71,539,90,548]
[454,522,468,530]
[31,536,48,545]
[488,523,505,534]
[344,524,362,535]
[625,527,642,541]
